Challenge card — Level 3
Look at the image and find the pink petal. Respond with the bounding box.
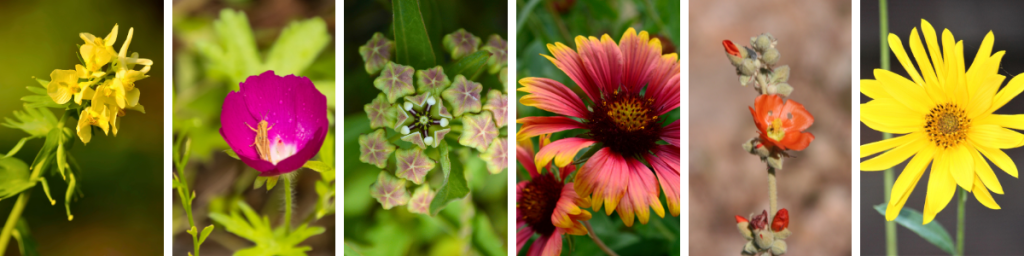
[575,34,622,96]
[661,120,680,147]
[517,116,587,139]
[646,149,680,217]
[647,54,680,116]
[516,224,534,254]
[518,77,589,118]
[517,142,540,178]
[623,158,665,226]
[542,42,599,102]
[575,148,629,214]
[534,137,596,171]
[618,28,661,94]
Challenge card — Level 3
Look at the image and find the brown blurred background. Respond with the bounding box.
[689,0,852,255]
[861,1,1024,255]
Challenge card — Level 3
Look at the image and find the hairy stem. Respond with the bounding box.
[283,174,294,234]
[768,167,777,220]
[584,221,618,256]
[956,187,966,256]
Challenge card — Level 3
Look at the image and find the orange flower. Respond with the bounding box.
[749,94,814,152]
[722,40,741,57]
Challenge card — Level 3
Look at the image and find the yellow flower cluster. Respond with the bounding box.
[46,24,152,144]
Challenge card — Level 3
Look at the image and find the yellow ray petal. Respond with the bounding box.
[972,175,1001,210]
[922,156,956,224]
[941,29,957,98]
[887,145,934,221]
[861,98,925,134]
[975,145,1018,178]
[861,132,922,158]
[991,74,1024,112]
[861,79,890,99]
[967,31,995,85]
[921,19,946,81]
[861,136,927,171]
[907,28,940,93]
[947,145,974,192]
[976,114,1024,130]
[953,41,968,104]
[967,71,1002,119]
[968,145,1003,194]
[875,69,935,114]
[888,33,925,86]
[969,124,1024,149]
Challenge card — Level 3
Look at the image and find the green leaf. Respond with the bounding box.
[196,9,261,85]
[21,95,64,109]
[472,215,504,256]
[392,0,437,70]
[3,136,37,158]
[65,172,77,221]
[57,143,67,177]
[224,149,239,160]
[445,50,490,80]
[198,224,214,245]
[303,160,335,178]
[209,201,325,256]
[3,106,57,137]
[13,219,40,256]
[253,176,267,189]
[266,175,279,191]
[874,204,955,255]
[0,157,33,200]
[264,17,331,76]
[428,140,469,215]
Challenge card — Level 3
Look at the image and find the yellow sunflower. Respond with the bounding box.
[861,19,1024,224]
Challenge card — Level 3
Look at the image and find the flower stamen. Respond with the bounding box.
[925,103,970,149]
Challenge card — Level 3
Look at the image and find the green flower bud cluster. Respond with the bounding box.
[723,33,793,97]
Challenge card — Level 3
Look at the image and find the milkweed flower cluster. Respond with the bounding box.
[45,24,153,144]
[860,19,1024,224]
[723,33,815,255]
[358,29,509,213]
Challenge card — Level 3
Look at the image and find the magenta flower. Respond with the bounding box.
[220,71,329,176]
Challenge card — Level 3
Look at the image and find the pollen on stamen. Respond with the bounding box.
[924,103,970,149]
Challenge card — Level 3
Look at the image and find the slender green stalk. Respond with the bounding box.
[956,188,966,256]
[879,0,897,255]
[283,175,293,234]
[583,221,618,256]
[768,167,778,220]
[0,113,68,253]
[174,135,202,256]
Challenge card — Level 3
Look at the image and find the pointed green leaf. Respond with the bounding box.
[4,136,36,158]
[874,204,955,255]
[3,106,57,137]
[13,219,40,256]
[254,176,268,189]
[303,160,335,181]
[224,149,240,160]
[0,157,33,200]
[199,224,214,245]
[392,0,437,69]
[445,50,490,80]
[266,176,279,191]
[428,140,469,215]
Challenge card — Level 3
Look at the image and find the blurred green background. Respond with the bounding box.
[343,0,509,255]
[0,0,164,255]
[173,0,336,255]
[515,0,681,255]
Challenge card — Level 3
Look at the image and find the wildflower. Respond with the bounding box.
[516,135,591,256]
[748,94,815,164]
[736,209,790,255]
[517,28,680,225]
[79,24,118,73]
[370,171,409,210]
[442,29,480,60]
[47,69,86,105]
[861,19,1024,223]
[76,104,110,144]
[358,32,394,75]
[219,71,329,176]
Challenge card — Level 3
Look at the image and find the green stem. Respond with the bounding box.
[879,0,897,255]
[768,167,777,220]
[956,188,966,256]
[283,175,293,234]
[0,113,68,253]
[583,221,618,256]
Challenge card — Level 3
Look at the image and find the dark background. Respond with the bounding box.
[0,0,164,255]
[861,0,1024,255]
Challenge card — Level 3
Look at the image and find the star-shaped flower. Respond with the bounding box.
[441,75,482,117]
[364,93,397,129]
[459,113,498,152]
[407,184,436,214]
[373,62,415,103]
[482,34,507,74]
[395,147,436,185]
[370,171,409,209]
[480,137,507,174]
[416,66,451,95]
[442,28,480,60]
[358,129,396,168]
[482,89,507,128]
[358,32,395,75]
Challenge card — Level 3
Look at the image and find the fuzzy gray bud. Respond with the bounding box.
[740,59,757,76]
[771,65,790,84]
[753,33,775,52]
[762,48,780,66]
[776,83,793,97]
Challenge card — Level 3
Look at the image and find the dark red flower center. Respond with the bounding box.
[518,174,563,236]
[587,91,661,157]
